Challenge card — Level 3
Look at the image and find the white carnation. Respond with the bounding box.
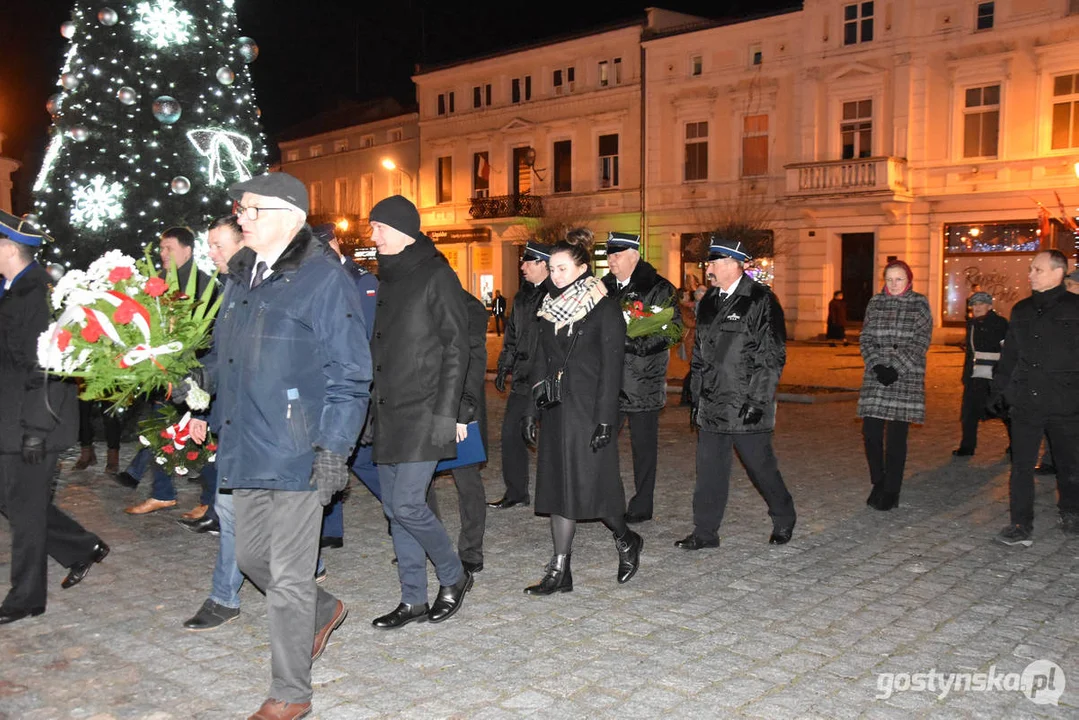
[138,435,150,447]
[174,466,189,476]
[155,456,167,465]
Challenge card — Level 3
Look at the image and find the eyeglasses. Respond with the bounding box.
[233,203,294,221]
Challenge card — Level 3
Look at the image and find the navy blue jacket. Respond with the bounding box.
[206,227,371,491]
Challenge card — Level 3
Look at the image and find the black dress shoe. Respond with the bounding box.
[114,471,139,489]
[177,516,220,535]
[867,490,900,511]
[320,536,344,549]
[183,599,240,630]
[675,533,719,550]
[486,496,529,509]
[624,511,652,524]
[0,606,45,625]
[769,526,794,545]
[61,541,110,589]
[372,602,429,629]
[461,559,484,574]
[615,530,643,583]
[428,572,474,623]
[952,448,975,457]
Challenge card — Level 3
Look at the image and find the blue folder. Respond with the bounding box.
[435,421,486,472]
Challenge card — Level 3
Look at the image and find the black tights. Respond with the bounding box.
[550,514,627,555]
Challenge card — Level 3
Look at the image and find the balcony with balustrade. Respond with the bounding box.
[784,156,911,201]
[469,193,544,219]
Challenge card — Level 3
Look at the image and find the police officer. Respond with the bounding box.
[677,238,795,550]
[989,250,1079,547]
[600,231,681,523]
[953,291,1009,457]
[0,212,109,625]
[488,241,552,509]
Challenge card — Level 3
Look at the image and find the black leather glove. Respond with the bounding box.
[689,406,699,430]
[521,416,538,448]
[494,370,507,393]
[590,423,613,451]
[431,415,458,446]
[310,448,350,506]
[872,365,899,387]
[985,394,1008,420]
[738,404,764,425]
[22,435,46,465]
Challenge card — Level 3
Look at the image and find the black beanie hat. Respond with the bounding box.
[370,195,421,240]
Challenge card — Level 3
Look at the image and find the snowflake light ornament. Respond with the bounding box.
[70,175,126,231]
[133,0,194,48]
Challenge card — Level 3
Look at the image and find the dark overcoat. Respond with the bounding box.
[496,280,547,396]
[458,291,490,451]
[857,289,932,424]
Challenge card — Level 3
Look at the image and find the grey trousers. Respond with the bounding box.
[234,488,339,704]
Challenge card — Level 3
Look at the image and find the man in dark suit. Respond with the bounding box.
[492,289,507,336]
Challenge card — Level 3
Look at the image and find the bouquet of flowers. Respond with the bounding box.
[622,298,683,348]
[138,406,216,477]
[37,248,219,409]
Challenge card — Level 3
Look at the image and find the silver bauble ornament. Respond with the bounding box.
[151,96,182,124]
[21,213,41,230]
[237,37,259,63]
[170,176,191,195]
[61,21,76,39]
[117,86,137,105]
[215,67,235,85]
[98,8,118,26]
[60,72,80,91]
[46,94,63,116]
[69,126,89,142]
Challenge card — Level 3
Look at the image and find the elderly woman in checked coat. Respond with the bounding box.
[857,259,933,511]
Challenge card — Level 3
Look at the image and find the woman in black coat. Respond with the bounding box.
[522,228,642,595]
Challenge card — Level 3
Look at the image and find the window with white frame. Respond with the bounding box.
[335,177,349,212]
[473,152,490,197]
[1052,73,1079,149]
[599,60,609,87]
[388,128,403,143]
[691,55,703,76]
[360,174,373,218]
[963,84,1000,158]
[436,156,452,204]
[598,134,619,188]
[841,99,873,159]
[473,85,493,108]
[684,121,708,181]
[285,149,299,162]
[437,91,455,116]
[742,115,769,176]
[309,145,323,158]
[843,2,874,45]
[309,181,323,213]
[750,44,763,66]
[614,57,622,84]
[976,2,994,31]
[360,134,374,148]
[511,76,532,104]
[553,67,575,94]
[333,139,348,153]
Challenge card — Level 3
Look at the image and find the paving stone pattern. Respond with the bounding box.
[1,344,1076,719]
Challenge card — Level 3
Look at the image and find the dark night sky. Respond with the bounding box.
[0,0,799,212]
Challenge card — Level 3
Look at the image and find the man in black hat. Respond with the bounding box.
[0,211,109,625]
[366,195,473,630]
[489,240,552,509]
[677,237,796,550]
[188,172,370,719]
[953,291,1009,457]
[601,231,681,523]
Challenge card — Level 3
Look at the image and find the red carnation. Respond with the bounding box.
[80,324,102,343]
[144,277,169,297]
[108,266,133,283]
[113,305,135,325]
[57,329,72,351]
[161,445,175,455]
[160,430,170,438]
[206,443,218,452]
[186,450,200,461]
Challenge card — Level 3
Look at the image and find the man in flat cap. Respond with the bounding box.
[489,240,552,509]
[367,195,473,630]
[189,173,371,720]
[601,231,681,524]
[0,211,109,625]
[677,237,795,550]
[953,291,1009,458]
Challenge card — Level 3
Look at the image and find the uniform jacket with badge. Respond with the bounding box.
[496,280,547,396]
[962,309,1008,384]
[690,276,786,434]
[601,260,681,413]
[991,284,1079,419]
[370,234,469,464]
[856,289,932,424]
[204,227,371,491]
[0,263,78,454]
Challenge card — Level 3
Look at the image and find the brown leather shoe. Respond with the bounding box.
[180,503,208,520]
[124,498,178,515]
[312,600,348,661]
[74,446,97,470]
[247,698,312,720]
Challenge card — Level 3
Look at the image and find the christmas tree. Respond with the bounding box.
[31,0,269,268]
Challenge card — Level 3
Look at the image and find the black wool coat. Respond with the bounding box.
[601,260,681,413]
[962,309,1008,384]
[458,290,490,451]
[370,235,469,464]
[496,279,547,396]
[528,290,627,519]
[0,263,78,454]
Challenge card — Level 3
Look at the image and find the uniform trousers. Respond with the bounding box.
[692,430,795,539]
[499,392,533,503]
[0,453,101,611]
[1007,412,1079,530]
[450,464,486,565]
[618,410,660,518]
[233,488,339,704]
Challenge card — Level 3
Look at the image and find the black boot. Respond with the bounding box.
[614,530,643,584]
[524,554,573,595]
[867,490,900,511]
[866,485,883,507]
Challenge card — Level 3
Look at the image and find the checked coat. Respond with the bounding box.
[857,289,932,424]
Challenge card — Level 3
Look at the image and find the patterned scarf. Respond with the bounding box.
[538,275,607,333]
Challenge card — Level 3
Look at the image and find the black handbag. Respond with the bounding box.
[531,329,580,410]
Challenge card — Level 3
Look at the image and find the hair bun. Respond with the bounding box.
[563,227,594,251]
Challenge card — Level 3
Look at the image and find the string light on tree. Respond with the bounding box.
[187,128,252,185]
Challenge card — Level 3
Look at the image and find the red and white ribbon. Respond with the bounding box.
[119,341,183,369]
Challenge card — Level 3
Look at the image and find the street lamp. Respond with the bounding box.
[380,157,413,200]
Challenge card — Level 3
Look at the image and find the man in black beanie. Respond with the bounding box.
[367,195,474,629]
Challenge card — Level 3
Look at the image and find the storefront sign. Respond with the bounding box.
[943,254,1033,323]
[428,228,492,243]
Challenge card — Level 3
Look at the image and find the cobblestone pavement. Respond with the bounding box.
[2,343,1077,719]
